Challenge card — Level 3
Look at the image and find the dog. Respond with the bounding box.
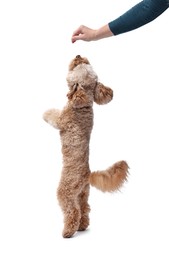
[43,55,129,238]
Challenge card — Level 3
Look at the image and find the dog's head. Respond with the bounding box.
[66,55,113,108]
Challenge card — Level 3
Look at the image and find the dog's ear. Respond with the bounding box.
[67,85,91,108]
[94,82,113,105]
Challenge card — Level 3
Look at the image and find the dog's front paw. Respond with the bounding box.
[43,109,57,124]
[43,109,61,128]
[43,109,53,123]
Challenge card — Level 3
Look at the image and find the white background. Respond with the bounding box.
[0,0,169,259]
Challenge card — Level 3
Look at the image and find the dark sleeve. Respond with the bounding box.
[108,0,169,35]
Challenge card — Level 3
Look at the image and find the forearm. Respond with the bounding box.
[94,24,114,40]
[108,0,169,36]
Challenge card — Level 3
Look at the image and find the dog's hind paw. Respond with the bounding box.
[62,228,76,238]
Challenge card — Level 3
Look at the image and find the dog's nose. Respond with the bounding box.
[76,55,81,59]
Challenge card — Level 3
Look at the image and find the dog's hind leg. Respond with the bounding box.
[62,202,81,238]
[78,184,90,231]
[57,185,81,238]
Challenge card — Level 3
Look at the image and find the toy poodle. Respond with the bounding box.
[43,55,129,238]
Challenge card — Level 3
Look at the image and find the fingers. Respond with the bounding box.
[71,25,84,43]
[71,35,84,43]
[71,25,94,43]
[72,26,83,37]
[71,34,82,43]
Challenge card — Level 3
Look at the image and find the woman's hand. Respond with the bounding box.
[71,24,113,43]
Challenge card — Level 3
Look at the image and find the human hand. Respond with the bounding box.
[71,25,97,43]
[71,24,113,43]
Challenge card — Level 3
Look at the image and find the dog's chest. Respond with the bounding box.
[60,108,93,147]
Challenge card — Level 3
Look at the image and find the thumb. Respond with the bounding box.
[71,35,82,43]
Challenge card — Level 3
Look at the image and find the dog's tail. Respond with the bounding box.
[89,160,129,192]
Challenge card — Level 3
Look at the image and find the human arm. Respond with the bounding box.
[71,0,169,42]
[108,0,169,36]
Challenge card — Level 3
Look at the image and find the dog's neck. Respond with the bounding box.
[66,63,98,87]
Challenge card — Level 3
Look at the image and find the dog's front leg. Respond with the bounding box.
[43,108,62,129]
